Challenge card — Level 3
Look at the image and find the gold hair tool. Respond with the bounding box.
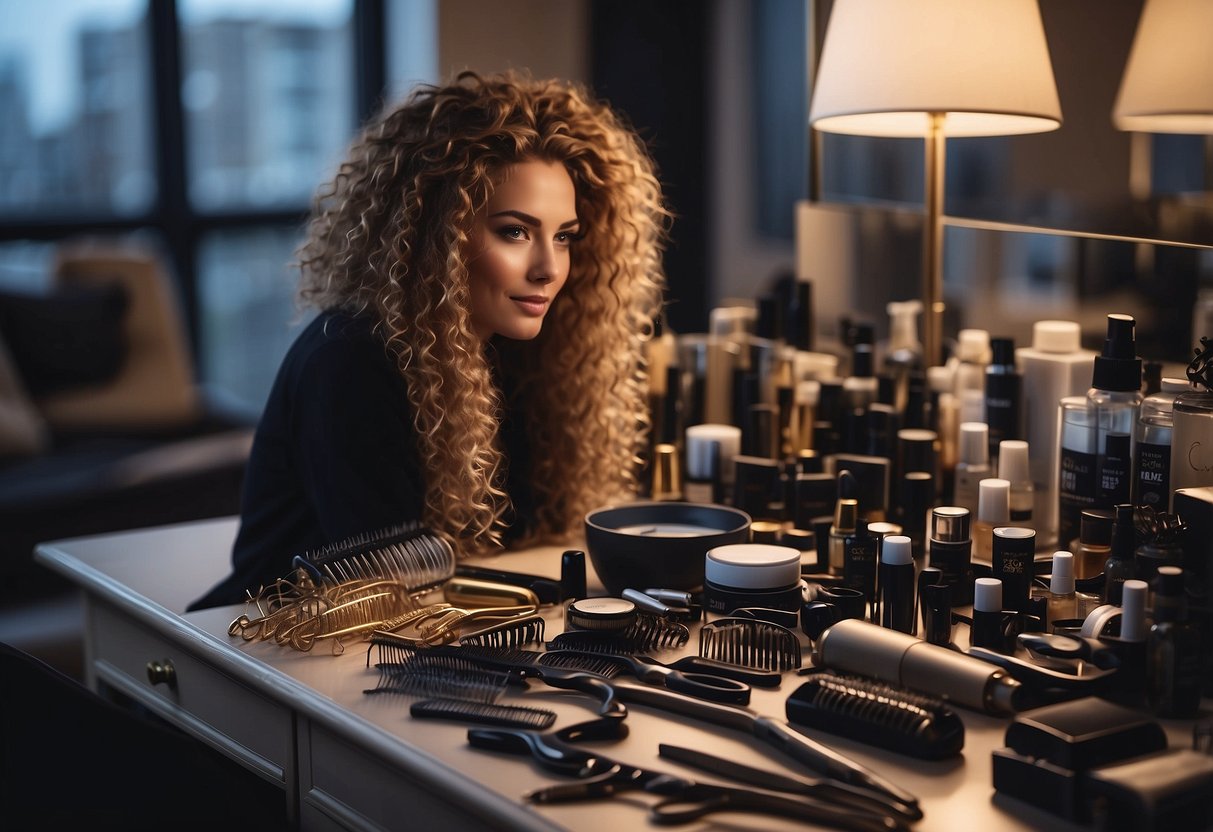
[443,577,541,609]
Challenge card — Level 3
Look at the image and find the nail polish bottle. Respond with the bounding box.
[972,477,1010,569]
[828,497,859,577]
[953,421,990,515]
[997,439,1034,525]
[971,577,1005,651]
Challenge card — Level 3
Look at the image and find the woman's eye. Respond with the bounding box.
[555,231,581,245]
[497,225,528,240]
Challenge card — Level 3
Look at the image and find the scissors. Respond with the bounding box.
[537,649,753,705]
[468,726,916,830]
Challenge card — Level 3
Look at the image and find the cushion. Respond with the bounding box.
[0,333,49,458]
[36,248,200,432]
[0,283,129,396]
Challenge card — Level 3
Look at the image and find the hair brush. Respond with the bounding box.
[786,669,965,760]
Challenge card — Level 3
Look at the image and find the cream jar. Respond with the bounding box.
[703,543,804,616]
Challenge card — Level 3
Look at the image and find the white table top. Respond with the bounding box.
[35,515,1203,831]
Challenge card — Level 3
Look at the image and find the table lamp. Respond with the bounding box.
[1113,0,1213,134]
[809,0,1062,367]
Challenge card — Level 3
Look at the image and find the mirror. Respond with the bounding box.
[808,0,1213,362]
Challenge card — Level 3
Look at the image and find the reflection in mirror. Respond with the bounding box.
[797,202,1213,366]
[812,0,1212,248]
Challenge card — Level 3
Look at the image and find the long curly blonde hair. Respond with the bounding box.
[297,71,669,554]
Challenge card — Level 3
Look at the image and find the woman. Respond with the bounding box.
[190,71,668,609]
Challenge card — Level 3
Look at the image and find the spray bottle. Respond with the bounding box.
[1088,314,1142,510]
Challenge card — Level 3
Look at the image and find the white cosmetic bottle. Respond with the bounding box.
[1016,320,1096,547]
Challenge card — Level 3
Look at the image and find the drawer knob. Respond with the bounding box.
[146,659,177,687]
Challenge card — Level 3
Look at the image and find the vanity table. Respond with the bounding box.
[34,517,1200,831]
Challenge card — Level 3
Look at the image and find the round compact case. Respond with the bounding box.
[565,596,638,632]
[703,543,804,616]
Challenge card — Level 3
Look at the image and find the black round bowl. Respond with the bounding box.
[584,502,752,596]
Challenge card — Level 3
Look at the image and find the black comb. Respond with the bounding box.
[547,614,689,653]
[410,698,556,730]
[698,617,802,672]
[364,653,513,703]
[458,615,546,649]
[786,669,965,760]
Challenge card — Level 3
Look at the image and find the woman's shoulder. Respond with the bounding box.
[281,309,399,391]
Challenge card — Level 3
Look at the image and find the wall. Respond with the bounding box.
[437,0,588,83]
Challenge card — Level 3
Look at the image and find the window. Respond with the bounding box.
[0,0,153,220]
[0,1,429,413]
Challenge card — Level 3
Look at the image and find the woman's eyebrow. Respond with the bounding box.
[489,209,580,230]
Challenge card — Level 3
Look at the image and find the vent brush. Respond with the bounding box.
[698,617,802,672]
[786,670,965,760]
[294,521,455,593]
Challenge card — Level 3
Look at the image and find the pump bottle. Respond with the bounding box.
[1088,314,1142,510]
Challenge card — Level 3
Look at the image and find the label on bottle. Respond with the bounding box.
[1097,433,1131,507]
[1058,447,1097,546]
[984,374,1021,451]
[1134,441,1171,509]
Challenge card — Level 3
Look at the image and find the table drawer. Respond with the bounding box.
[90,601,293,784]
[300,722,523,832]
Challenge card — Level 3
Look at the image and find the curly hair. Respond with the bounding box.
[297,71,669,554]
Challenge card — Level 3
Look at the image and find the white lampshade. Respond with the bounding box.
[809,0,1062,138]
[1113,0,1213,134]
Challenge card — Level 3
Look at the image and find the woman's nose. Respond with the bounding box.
[529,242,558,283]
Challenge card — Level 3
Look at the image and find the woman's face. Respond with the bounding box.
[465,159,579,341]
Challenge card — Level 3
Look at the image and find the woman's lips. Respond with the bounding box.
[511,296,549,316]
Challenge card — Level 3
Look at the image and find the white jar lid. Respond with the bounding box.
[705,543,801,590]
[1032,320,1081,353]
[974,577,1003,612]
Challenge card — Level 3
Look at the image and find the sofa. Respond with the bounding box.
[0,244,255,672]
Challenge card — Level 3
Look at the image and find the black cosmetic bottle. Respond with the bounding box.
[1147,566,1202,718]
[991,526,1035,614]
[1102,503,1137,606]
[928,506,972,606]
[985,337,1022,460]
[843,519,878,617]
[877,535,916,633]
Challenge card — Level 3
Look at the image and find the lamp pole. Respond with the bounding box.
[923,112,946,368]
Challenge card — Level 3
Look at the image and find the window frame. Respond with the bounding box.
[0,0,386,364]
